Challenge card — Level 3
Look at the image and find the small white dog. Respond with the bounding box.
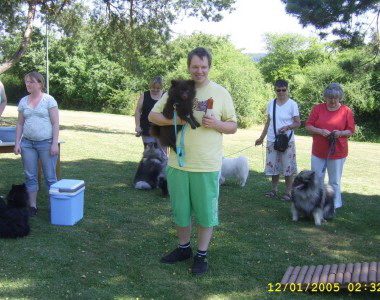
[219,155,249,187]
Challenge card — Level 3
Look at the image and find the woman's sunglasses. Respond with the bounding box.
[276,88,287,92]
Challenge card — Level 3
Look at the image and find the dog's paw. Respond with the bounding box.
[135,181,152,190]
[239,180,247,187]
[314,217,322,226]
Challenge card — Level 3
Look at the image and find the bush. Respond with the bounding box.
[0,74,26,104]
[103,88,140,115]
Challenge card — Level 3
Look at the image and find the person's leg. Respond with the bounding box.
[197,226,213,251]
[37,139,58,190]
[264,142,279,196]
[271,175,280,194]
[281,141,297,199]
[311,155,326,182]
[160,167,193,264]
[284,176,293,196]
[20,139,39,209]
[177,225,192,245]
[190,171,219,275]
[327,158,346,209]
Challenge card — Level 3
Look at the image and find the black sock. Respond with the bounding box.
[178,242,190,249]
[197,250,207,257]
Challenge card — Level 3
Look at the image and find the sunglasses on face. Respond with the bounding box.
[276,88,287,92]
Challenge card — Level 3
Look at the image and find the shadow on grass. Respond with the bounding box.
[0,157,379,299]
[60,124,131,135]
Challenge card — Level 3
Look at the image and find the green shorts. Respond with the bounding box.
[166,166,220,228]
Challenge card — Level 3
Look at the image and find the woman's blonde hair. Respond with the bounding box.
[149,76,163,89]
[24,71,46,92]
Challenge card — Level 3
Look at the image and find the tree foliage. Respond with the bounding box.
[166,33,272,127]
[0,0,236,73]
[0,0,73,73]
[281,0,380,48]
[258,33,328,84]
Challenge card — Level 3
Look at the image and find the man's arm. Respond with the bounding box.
[148,111,185,126]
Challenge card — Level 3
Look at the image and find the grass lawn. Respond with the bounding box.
[0,105,379,300]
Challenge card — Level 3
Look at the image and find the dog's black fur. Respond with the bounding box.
[0,183,30,238]
[134,143,168,196]
[150,80,200,152]
[291,170,335,226]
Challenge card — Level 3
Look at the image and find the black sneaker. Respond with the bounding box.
[29,207,38,217]
[192,254,208,275]
[160,247,193,264]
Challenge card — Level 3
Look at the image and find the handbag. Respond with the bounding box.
[273,99,292,152]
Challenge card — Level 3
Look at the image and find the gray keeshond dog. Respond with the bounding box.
[133,142,168,195]
[291,170,335,226]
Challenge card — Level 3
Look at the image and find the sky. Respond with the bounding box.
[171,0,319,53]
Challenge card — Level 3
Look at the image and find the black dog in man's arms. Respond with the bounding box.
[150,80,200,152]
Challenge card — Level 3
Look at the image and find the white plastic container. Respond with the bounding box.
[49,179,85,226]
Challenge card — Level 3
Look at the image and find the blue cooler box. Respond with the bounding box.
[0,127,16,142]
[49,179,85,226]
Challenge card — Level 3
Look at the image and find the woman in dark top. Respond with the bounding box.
[135,76,166,157]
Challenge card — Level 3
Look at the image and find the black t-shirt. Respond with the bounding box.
[140,91,158,136]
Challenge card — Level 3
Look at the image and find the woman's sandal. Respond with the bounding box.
[265,191,277,198]
[281,194,291,201]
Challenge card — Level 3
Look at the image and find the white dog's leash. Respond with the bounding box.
[224,145,253,158]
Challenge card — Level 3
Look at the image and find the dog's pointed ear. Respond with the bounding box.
[171,80,179,87]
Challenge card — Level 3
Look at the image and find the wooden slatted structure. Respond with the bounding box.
[281,262,380,288]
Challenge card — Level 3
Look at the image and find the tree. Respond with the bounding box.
[0,0,72,73]
[166,33,272,127]
[281,0,380,48]
[258,33,327,84]
[0,0,236,74]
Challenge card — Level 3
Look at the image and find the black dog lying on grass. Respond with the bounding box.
[150,80,200,152]
[134,142,168,196]
[0,183,30,238]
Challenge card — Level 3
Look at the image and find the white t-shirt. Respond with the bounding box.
[18,94,58,141]
[266,98,299,142]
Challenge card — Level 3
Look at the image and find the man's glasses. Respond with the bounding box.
[276,88,287,92]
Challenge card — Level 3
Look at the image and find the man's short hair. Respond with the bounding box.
[187,47,212,68]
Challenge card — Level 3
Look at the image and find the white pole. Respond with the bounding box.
[46,19,49,94]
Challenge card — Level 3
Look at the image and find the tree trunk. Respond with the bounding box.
[0,0,37,74]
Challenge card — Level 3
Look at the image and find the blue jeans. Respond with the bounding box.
[21,138,58,192]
